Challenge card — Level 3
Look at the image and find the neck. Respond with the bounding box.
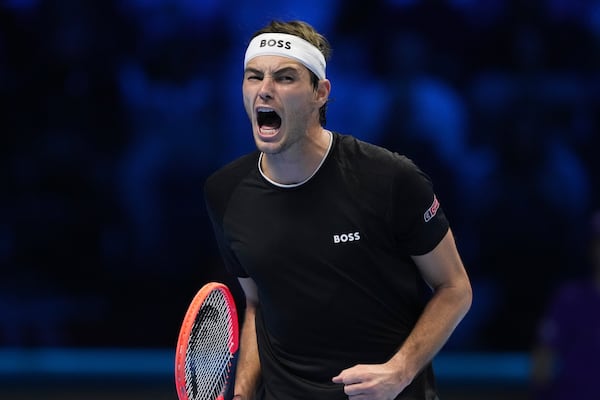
[260,128,332,186]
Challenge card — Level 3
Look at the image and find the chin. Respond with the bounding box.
[253,131,285,154]
[255,141,284,155]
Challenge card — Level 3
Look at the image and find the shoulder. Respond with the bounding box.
[333,132,425,180]
[204,151,260,211]
[206,152,259,187]
[331,132,435,208]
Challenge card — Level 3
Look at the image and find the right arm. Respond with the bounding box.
[232,277,261,400]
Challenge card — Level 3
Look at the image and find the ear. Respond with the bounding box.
[315,79,331,107]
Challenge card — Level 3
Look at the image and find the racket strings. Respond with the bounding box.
[185,289,235,400]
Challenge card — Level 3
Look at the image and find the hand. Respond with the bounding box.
[332,362,411,400]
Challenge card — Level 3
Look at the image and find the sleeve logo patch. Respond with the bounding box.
[424,195,440,222]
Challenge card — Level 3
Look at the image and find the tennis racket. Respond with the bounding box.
[175,282,239,400]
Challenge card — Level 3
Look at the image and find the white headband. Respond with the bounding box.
[244,33,326,80]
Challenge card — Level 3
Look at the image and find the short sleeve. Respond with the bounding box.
[390,156,449,255]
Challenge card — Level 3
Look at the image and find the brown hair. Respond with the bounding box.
[250,20,331,126]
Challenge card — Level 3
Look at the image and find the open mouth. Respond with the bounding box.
[257,108,281,135]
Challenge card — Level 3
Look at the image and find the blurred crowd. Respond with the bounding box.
[1,0,599,355]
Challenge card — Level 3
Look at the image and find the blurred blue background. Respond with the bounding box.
[1,0,599,397]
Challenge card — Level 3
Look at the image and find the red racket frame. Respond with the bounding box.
[175,282,239,400]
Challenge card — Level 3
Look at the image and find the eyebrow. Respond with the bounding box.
[244,67,262,75]
[244,65,302,75]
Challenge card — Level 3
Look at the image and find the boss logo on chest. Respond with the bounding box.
[333,232,361,244]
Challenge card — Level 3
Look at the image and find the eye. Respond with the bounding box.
[276,75,295,83]
[244,71,263,81]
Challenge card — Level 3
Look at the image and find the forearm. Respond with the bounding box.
[331,285,471,399]
[387,229,473,380]
[233,303,261,399]
[387,284,471,380]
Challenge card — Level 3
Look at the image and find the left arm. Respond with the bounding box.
[332,228,472,399]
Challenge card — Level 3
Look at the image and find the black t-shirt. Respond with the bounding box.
[205,132,448,400]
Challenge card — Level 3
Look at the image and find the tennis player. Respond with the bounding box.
[204,20,473,400]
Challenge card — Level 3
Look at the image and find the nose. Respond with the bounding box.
[258,76,274,100]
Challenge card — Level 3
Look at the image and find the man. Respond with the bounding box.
[204,20,472,400]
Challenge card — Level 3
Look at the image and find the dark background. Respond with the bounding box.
[1,0,599,397]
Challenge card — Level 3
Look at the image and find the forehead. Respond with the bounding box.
[245,55,308,74]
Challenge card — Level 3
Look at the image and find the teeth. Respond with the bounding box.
[257,107,274,113]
